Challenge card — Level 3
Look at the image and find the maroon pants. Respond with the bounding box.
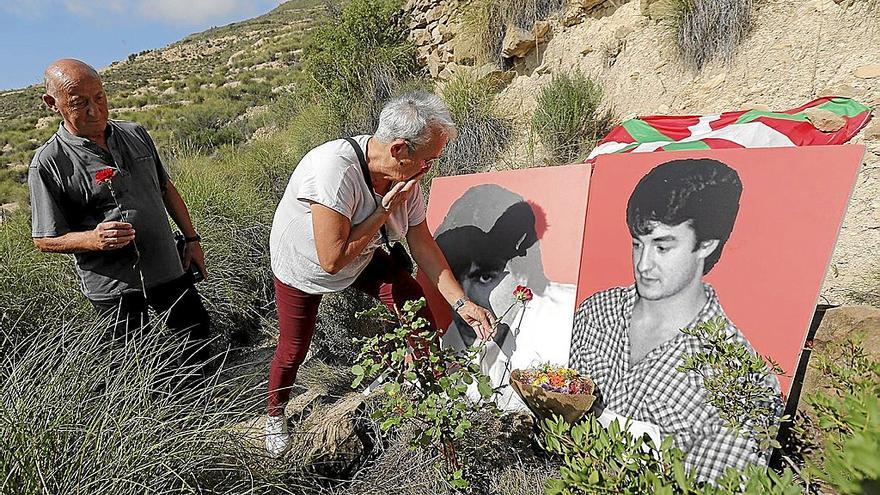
[268,250,437,416]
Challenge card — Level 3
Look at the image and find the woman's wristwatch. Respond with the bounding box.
[451,297,468,312]
[184,233,202,243]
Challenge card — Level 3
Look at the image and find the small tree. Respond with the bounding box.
[351,298,498,489]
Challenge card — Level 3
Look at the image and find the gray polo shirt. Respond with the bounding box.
[28,120,184,301]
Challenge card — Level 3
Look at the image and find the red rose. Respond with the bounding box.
[513,285,533,302]
[95,167,116,184]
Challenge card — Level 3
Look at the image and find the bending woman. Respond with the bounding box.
[265,91,496,455]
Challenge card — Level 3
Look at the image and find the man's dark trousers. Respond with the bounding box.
[89,273,211,373]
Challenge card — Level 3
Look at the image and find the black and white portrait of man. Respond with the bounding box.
[569,158,782,482]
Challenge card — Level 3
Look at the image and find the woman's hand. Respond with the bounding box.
[381,176,422,212]
[455,301,497,340]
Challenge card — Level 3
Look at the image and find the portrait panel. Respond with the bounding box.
[576,145,865,395]
[418,164,592,410]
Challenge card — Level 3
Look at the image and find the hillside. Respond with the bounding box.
[0,0,325,205]
[401,0,880,307]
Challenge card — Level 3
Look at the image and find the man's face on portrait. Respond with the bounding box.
[437,189,540,347]
[631,221,718,301]
[458,257,522,320]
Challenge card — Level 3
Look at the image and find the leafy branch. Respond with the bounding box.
[540,414,801,494]
[677,317,786,451]
[351,297,498,489]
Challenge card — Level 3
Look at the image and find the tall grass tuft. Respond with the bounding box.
[0,317,310,495]
[660,0,754,71]
[531,72,615,164]
[0,211,90,336]
[434,72,513,179]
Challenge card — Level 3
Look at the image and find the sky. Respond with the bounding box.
[0,0,285,91]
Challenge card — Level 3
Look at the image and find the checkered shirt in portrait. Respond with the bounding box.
[569,284,783,482]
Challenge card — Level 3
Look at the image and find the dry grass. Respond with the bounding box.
[436,71,514,177]
[531,71,616,164]
[658,0,755,71]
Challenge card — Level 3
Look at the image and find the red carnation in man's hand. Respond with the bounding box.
[95,168,116,184]
[513,285,533,302]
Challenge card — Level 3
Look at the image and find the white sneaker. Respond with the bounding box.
[265,414,289,457]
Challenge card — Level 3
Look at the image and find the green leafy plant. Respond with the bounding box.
[531,71,615,164]
[301,0,421,134]
[540,415,801,494]
[677,316,787,452]
[804,338,880,494]
[351,298,498,489]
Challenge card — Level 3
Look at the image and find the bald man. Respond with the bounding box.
[28,59,210,363]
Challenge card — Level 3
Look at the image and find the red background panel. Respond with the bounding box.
[576,145,865,394]
[419,164,592,329]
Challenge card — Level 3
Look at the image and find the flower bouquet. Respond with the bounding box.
[510,364,596,424]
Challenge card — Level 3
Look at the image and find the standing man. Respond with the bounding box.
[569,158,782,482]
[28,59,210,359]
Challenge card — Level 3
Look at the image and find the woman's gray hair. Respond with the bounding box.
[374,91,457,148]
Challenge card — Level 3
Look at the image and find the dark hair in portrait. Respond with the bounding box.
[435,184,544,294]
[626,158,743,274]
[434,184,546,348]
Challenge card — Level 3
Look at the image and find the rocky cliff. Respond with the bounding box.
[405,0,880,305]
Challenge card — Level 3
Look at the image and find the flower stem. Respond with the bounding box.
[107,184,148,299]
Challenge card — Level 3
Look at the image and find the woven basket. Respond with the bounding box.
[510,369,596,424]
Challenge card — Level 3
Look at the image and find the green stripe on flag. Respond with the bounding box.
[662,141,711,151]
[736,97,870,125]
[736,110,807,125]
[816,98,871,118]
[622,119,674,142]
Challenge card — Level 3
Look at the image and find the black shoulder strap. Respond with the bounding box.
[344,137,391,249]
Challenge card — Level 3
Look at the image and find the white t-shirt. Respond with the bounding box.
[269,135,427,294]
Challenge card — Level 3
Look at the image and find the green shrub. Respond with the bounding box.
[531,72,615,164]
[163,98,254,151]
[804,338,880,494]
[677,317,786,452]
[540,415,801,494]
[435,72,513,179]
[0,167,28,205]
[352,298,499,489]
[658,0,755,71]
[300,0,422,134]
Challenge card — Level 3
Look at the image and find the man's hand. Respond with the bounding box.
[456,301,497,340]
[91,221,135,251]
[183,240,209,281]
